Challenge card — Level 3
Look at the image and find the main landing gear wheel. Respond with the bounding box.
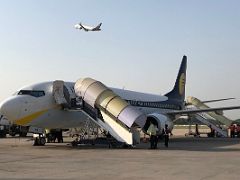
[39,137,46,145]
[33,135,46,146]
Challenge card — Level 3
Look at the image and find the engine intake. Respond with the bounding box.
[143,113,173,135]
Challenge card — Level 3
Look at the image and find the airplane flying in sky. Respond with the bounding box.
[74,22,102,32]
[1,56,240,145]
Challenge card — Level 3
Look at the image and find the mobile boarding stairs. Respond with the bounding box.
[185,108,228,137]
[53,79,146,146]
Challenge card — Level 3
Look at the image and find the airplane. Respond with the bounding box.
[74,22,102,32]
[1,55,240,146]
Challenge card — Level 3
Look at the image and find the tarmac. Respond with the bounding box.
[0,130,240,180]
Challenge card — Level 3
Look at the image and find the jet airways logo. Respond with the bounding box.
[179,73,185,95]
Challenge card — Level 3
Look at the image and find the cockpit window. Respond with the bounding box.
[18,90,45,97]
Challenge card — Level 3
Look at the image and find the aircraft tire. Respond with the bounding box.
[33,138,39,146]
[39,137,46,146]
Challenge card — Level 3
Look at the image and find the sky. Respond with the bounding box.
[0,1,240,119]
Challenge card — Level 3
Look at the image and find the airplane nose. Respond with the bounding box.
[0,97,21,123]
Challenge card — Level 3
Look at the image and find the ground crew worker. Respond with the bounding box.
[229,124,235,138]
[45,128,50,143]
[237,124,240,138]
[56,129,63,143]
[147,123,158,149]
[163,124,170,148]
[195,124,200,137]
[153,124,159,148]
[208,125,215,137]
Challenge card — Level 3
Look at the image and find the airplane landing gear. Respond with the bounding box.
[33,134,46,146]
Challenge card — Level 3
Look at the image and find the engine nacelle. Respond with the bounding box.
[143,113,173,135]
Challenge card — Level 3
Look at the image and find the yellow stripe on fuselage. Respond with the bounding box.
[14,105,62,126]
[15,109,49,126]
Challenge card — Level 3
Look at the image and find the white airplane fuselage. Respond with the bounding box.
[0,81,174,130]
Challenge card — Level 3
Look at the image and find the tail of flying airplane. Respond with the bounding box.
[96,23,102,28]
[93,23,102,30]
[165,56,187,107]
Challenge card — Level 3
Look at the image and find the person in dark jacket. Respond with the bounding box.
[163,124,170,148]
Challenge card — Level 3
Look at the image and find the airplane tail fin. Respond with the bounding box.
[165,56,187,104]
[96,23,102,28]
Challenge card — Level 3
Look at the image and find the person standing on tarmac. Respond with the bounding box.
[163,124,170,148]
[195,124,200,137]
[153,124,159,149]
[147,123,158,149]
[229,124,236,138]
[236,124,240,138]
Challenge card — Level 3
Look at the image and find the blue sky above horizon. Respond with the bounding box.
[0,1,240,119]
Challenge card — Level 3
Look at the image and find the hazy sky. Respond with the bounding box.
[0,1,240,119]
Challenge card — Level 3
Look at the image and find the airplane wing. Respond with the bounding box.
[201,98,235,104]
[80,24,89,31]
[166,106,240,115]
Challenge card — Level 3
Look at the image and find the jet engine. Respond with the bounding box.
[143,113,173,135]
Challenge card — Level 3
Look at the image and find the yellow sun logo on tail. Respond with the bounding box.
[179,73,185,95]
